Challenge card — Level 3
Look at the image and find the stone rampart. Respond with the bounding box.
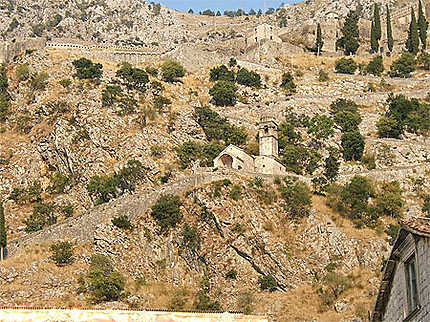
[0,38,46,63]
[6,170,237,257]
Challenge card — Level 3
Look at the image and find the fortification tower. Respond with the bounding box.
[258,116,279,158]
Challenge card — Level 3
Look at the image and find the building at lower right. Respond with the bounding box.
[372,218,430,322]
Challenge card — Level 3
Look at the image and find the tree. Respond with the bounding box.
[373,4,381,43]
[188,8,194,14]
[50,241,74,265]
[386,5,394,52]
[209,80,237,106]
[229,57,237,67]
[334,110,362,133]
[210,65,235,82]
[370,20,378,53]
[417,51,430,69]
[116,62,149,92]
[341,176,374,218]
[389,52,416,77]
[324,149,340,182]
[341,131,365,161]
[257,9,262,17]
[406,8,419,55]
[307,115,334,141]
[366,55,384,76]
[249,9,256,16]
[161,60,186,82]
[72,58,103,80]
[336,10,360,55]
[335,57,357,74]
[236,68,261,87]
[0,64,10,122]
[0,202,6,261]
[376,115,402,138]
[216,11,221,16]
[315,23,324,56]
[150,194,182,233]
[280,72,296,92]
[202,9,215,16]
[418,0,428,50]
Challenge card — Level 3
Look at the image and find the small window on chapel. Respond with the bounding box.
[405,254,419,314]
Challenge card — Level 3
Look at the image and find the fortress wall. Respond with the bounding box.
[0,38,46,63]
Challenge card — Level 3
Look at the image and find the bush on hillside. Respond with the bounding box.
[209,80,237,106]
[335,57,357,74]
[150,194,182,233]
[50,241,74,265]
[24,202,57,232]
[161,60,186,82]
[236,68,261,87]
[366,55,384,76]
[389,52,416,77]
[280,71,296,93]
[72,58,103,80]
[209,65,235,82]
[341,131,365,161]
[194,107,247,146]
[116,62,149,91]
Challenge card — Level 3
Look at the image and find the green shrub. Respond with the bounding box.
[318,272,351,307]
[209,65,235,82]
[59,202,74,218]
[87,175,118,205]
[153,95,171,112]
[280,144,321,175]
[375,181,404,218]
[258,275,278,292]
[236,68,261,87]
[150,144,165,157]
[225,268,237,279]
[151,194,182,233]
[324,149,341,182]
[59,78,71,88]
[366,55,384,76]
[377,94,430,137]
[279,180,312,217]
[24,202,57,232]
[341,131,365,161]
[229,184,242,201]
[50,241,74,265]
[423,194,430,216]
[362,153,376,170]
[280,72,296,93]
[193,276,222,311]
[389,52,416,77]
[329,98,358,115]
[417,51,430,70]
[229,57,237,67]
[335,57,357,74]
[72,58,103,80]
[307,115,334,141]
[112,215,134,230]
[209,80,237,106]
[145,66,158,76]
[376,115,402,138]
[116,62,149,92]
[334,110,362,133]
[175,141,223,169]
[87,267,125,303]
[16,64,30,82]
[340,176,375,220]
[194,106,247,146]
[49,171,70,194]
[318,69,329,82]
[102,85,123,107]
[10,181,42,204]
[161,60,185,82]
[252,177,264,187]
[30,72,48,91]
[181,224,201,251]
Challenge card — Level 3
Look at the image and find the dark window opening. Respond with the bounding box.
[405,254,419,314]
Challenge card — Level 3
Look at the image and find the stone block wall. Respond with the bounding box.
[383,236,430,321]
[0,38,46,63]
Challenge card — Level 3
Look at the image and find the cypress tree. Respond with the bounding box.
[406,8,419,55]
[371,20,379,53]
[336,10,360,55]
[374,4,382,41]
[418,0,428,50]
[315,23,324,56]
[387,5,394,52]
[0,202,6,261]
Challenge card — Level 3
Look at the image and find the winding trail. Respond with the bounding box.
[7,160,430,258]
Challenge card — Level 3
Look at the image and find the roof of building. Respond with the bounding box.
[371,218,430,322]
